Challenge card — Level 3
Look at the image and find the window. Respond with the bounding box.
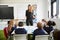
[48,0,59,19]
[53,2,56,18]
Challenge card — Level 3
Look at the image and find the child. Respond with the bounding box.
[44,21,54,34]
[15,22,27,34]
[33,22,47,36]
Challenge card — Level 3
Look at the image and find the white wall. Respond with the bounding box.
[36,0,48,22]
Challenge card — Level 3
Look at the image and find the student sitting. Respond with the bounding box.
[15,22,27,34]
[4,20,14,40]
[43,20,54,34]
[11,19,18,34]
[33,22,47,36]
[4,27,8,40]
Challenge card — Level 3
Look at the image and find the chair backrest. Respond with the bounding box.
[13,34,27,40]
[35,35,49,40]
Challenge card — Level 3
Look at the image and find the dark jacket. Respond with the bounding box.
[43,25,53,34]
[33,28,47,36]
[26,10,33,20]
[15,27,27,34]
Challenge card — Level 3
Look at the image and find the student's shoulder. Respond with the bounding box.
[15,28,19,30]
[33,29,41,34]
[34,29,39,32]
[23,28,27,31]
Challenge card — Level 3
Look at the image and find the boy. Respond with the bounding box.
[33,22,47,36]
[15,22,27,34]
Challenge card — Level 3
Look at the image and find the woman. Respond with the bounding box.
[26,4,33,26]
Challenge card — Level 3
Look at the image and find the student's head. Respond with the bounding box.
[8,20,14,27]
[8,21,10,25]
[37,22,43,29]
[7,20,14,31]
[47,21,52,26]
[18,22,23,27]
[52,21,56,26]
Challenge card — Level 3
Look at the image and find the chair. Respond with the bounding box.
[35,35,49,40]
[13,34,27,40]
[53,29,60,40]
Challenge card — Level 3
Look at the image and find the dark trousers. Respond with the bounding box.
[26,19,33,26]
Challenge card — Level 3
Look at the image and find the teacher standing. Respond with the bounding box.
[26,4,33,26]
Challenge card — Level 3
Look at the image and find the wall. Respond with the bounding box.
[37,0,48,22]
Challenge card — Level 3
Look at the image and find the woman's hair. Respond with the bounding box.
[18,22,23,26]
[28,4,31,7]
